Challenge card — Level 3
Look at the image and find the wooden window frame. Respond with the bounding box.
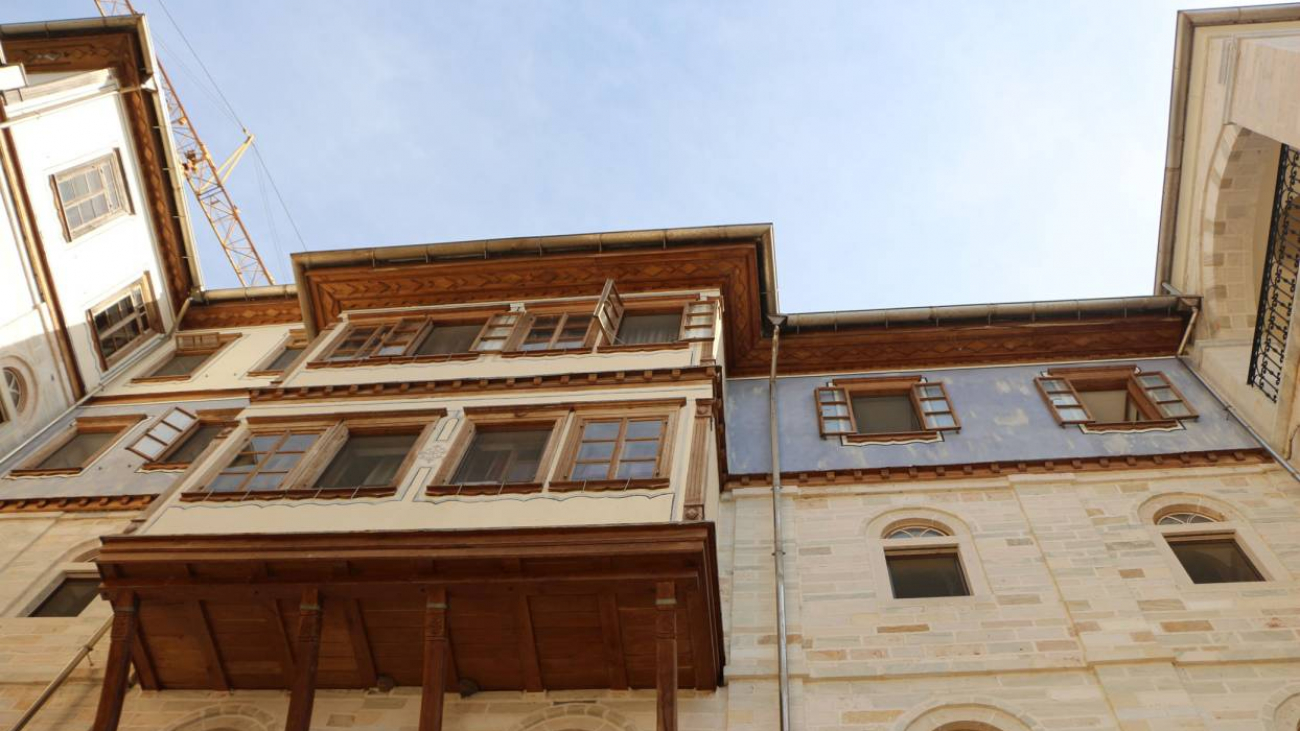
[1035,366,1197,431]
[814,375,960,443]
[183,410,442,502]
[679,299,718,342]
[552,410,676,491]
[430,410,566,496]
[87,273,159,371]
[9,414,144,477]
[247,329,311,377]
[132,332,239,383]
[129,407,239,472]
[507,310,598,354]
[51,150,133,241]
[601,306,691,353]
[883,545,972,599]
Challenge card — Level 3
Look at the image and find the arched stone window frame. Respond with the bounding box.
[864,509,990,603]
[896,698,1042,731]
[1139,493,1290,587]
[3,538,102,617]
[510,703,640,731]
[1263,685,1300,731]
[161,702,277,731]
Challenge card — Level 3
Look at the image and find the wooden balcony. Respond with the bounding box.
[90,523,723,731]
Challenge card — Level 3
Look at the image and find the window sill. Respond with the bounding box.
[181,486,397,502]
[7,467,84,478]
[137,462,191,473]
[594,341,691,353]
[427,481,545,496]
[245,369,286,378]
[548,478,671,492]
[1080,419,1181,432]
[307,352,480,369]
[130,374,195,384]
[842,430,946,444]
[499,349,591,359]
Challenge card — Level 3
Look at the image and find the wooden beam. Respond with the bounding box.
[513,592,544,692]
[419,589,449,731]
[92,592,138,731]
[188,601,229,691]
[129,628,159,690]
[655,582,677,731]
[342,598,379,688]
[598,593,629,690]
[266,598,297,686]
[284,589,322,731]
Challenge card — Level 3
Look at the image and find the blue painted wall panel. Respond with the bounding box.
[724,358,1258,475]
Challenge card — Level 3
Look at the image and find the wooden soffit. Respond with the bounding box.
[2,23,194,314]
[182,295,303,330]
[96,522,725,694]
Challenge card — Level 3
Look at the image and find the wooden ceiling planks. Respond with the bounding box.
[96,523,724,694]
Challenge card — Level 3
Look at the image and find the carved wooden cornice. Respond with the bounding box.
[0,494,154,513]
[3,27,194,314]
[182,296,303,330]
[723,448,1272,489]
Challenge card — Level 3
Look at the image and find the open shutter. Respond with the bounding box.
[1035,377,1091,425]
[680,301,716,341]
[912,382,959,431]
[328,324,387,361]
[815,387,856,437]
[373,318,429,357]
[593,279,625,346]
[127,408,198,461]
[1135,372,1197,419]
[472,312,521,352]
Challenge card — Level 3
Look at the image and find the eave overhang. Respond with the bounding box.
[95,522,725,693]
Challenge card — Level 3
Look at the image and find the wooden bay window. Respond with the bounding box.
[1035,366,1196,430]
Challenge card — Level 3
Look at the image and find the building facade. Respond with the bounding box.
[2,6,1300,731]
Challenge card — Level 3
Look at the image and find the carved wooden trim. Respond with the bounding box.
[0,494,154,513]
[683,399,714,521]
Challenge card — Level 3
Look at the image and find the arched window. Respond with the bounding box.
[1155,511,1214,525]
[1153,507,1262,584]
[880,519,969,599]
[4,367,25,414]
[886,525,949,539]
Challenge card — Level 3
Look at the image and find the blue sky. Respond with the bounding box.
[7,1,1284,311]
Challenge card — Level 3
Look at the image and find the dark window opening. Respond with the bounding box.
[30,577,100,617]
[1168,538,1264,584]
[416,323,483,356]
[451,428,550,484]
[851,395,921,434]
[886,551,970,599]
[148,352,212,378]
[265,346,304,372]
[36,431,115,471]
[166,424,225,464]
[616,313,682,345]
[314,433,420,489]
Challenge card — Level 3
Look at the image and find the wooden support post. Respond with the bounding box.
[655,581,678,731]
[91,592,138,731]
[419,588,449,731]
[284,589,322,731]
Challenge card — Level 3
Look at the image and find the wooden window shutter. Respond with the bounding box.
[814,386,855,436]
[373,318,429,357]
[592,279,625,347]
[911,382,959,431]
[472,312,521,352]
[1134,372,1197,419]
[1035,377,1091,425]
[127,408,198,461]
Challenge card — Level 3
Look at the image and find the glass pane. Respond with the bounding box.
[451,429,550,484]
[621,440,660,460]
[163,410,197,431]
[817,390,840,403]
[281,433,320,452]
[262,453,303,473]
[886,553,969,598]
[36,431,116,470]
[246,473,285,491]
[616,461,655,479]
[1169,539,1263,583]
[924,413,957,429]
[415,324,482,356]
[571,462,609,480]
[616,313,682,345]
[576,441,615,461]
[824,418,852,433]
[250,435,282,452]
[850,395,920,434]
[918,385,944,399]
[166,425,224,464]
[1137,374,1165,387]
[1039,379,1067,392]
[207,473,246,493]
[920,399,947,413]
[1160,401,1192,418]
[1048,394,1079,406]
[821,403,849,418]
[266,347,305,372]
[1058,407,1089,422]
[582,422,620,440]
[1147,388,1178,402]
[315,433,420,489]
[626,420,663,439]
[133,438,166,460]
[30,578,101,617]
[149,353,211,378]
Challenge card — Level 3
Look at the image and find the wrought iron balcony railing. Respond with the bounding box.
[1248,144,1300,402]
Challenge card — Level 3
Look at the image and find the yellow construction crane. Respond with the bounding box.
[94,0,275,287]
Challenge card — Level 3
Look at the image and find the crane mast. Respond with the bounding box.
[94,0,275,287]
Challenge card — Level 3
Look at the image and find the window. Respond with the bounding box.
[29,577,100,617]
[1152,507,1265,584]
[52,152,130,240]
[206,430,322,493]
[313,432,420,489]
[414,323,482,356]
[1035,366,1196,429]
[616,312,683,345]
[10,415,142,476]
[566,417,668,482]
[450,428,551,485]
[88,277,157,367]
[815,376,958,442]
[518,312,593,351]
[4,367,26,415]
[879,522,971,599]
[137,332,237,381]
[471,313,521,352]
[126,407,233,469]
[250,329,310,375]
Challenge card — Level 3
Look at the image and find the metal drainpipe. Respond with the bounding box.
[768,316,791,731]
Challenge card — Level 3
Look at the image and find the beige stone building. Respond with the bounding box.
[1,5,1300,731]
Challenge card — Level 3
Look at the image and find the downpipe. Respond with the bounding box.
[768,316,791,731]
